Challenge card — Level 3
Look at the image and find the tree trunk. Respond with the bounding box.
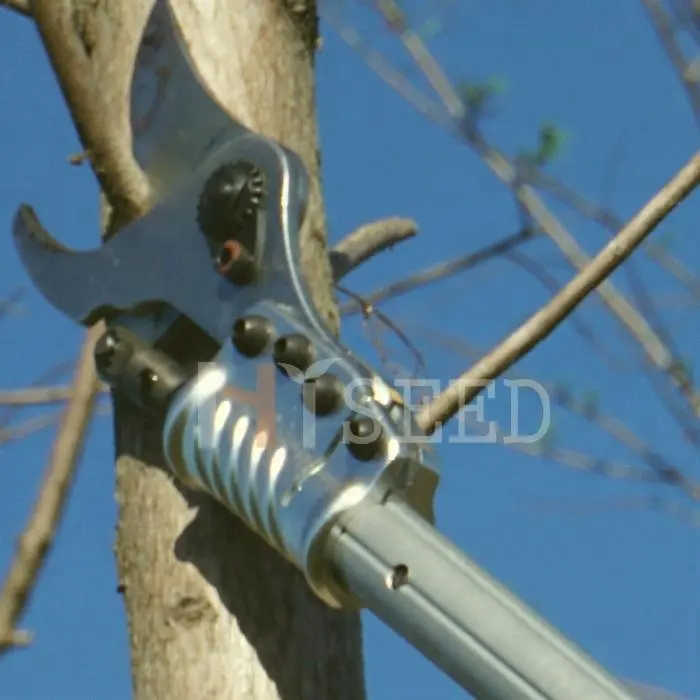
[58,1,366,698]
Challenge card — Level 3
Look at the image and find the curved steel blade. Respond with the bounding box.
[10,203,209,328]
[130,0,249,202]
[12,0,255,341]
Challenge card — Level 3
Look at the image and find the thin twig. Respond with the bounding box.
[336,285,426,379]
[416,152,700,433]
[525,495,700,529]
[0,413,62,448]
[0,387,75,406]
[0,327,101,653]
[0,384,110,408]
[0,359,76,429]
[646,241,700,295]
[376,0,464,118]
[639,0,700,125]
[405,322,700,497]
[458,406,664,486]
[625,258,700,447]
[331,217,417,281]
[322,5,448,125]
[0,0,30,17]
[0,289,25,321]
[341,227,534,315]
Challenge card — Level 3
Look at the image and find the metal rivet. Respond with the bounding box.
[303,374,345,416]
[233,315,274,357]
[345,416,385,461]
[273,334,315,374]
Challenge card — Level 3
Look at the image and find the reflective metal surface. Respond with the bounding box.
[163,300,439,608]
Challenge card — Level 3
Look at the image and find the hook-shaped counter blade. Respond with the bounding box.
[11,0,258,342]
[130,0,250,202]
[12,186,238,343]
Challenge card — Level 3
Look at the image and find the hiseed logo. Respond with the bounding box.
[193,359,553,452]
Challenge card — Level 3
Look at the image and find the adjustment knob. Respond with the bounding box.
[345,416,385,461]
[233,315,274,357]
[273,334,315,375]
[197,160,264,242]
[303,374,345,416]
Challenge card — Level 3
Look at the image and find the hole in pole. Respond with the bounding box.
[386,564,409,590]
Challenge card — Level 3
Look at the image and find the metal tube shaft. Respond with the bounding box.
[326,497,638,700]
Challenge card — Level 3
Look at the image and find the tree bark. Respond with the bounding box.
[53,0,365,698]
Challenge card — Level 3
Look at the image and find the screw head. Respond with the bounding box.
[303,374,345,416]
[273,334,315,374]
[345,416,385,461]
[232,315,274,358]
[94,330,119,372]
[139,369,159,401]
[215,240,258,285]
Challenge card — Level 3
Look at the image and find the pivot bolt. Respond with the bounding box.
[273,334,315,375]
[303,374,345,416]
[233,315,274,358]
[345,416,385,461]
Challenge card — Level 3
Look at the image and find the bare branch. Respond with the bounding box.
[406,322,700,497]
[30,1,149,228]
[473,138,700,411]
[0,0,31,17]
[0,327,101,654]
[639,0,700,125]
[356,3,700,426]
[331,217,417,281]
[341,227,534,315]
[416,152,700,433]
[502,250,626,371]
[520,164,700,443]
[522,166,700,304]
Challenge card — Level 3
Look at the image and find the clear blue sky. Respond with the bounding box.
[0,1,698,698]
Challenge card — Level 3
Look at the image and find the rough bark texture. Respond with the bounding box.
[64,0,365,698]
